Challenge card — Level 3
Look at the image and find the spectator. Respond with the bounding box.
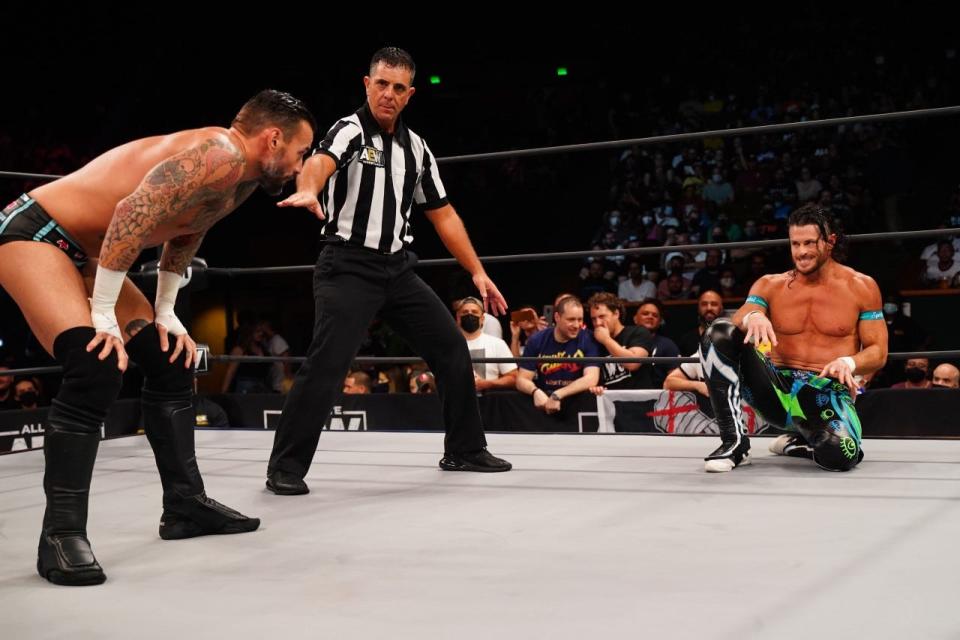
[586,292,653,393]
[455,296,518,393]
[658,271,692,301]
[13,377,41,410]
[221,324,272,394]
[677,290,725,356]
[618,260,658,302]
[508,305,548,358]
[452,296,504,340]
[343,371,373,395]
[515,296,601,414]
[795,166,823,202]
[923,240,960,286]
[691,249,723,297]
[0,365,15,410]
[703,169,735,206]
[580,260,617,301]
[932,363,960,388]
[257,318,292,394]
[890,358,932,389]
[633,299,682,388]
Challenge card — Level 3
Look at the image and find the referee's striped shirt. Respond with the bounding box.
[314,104,448,254]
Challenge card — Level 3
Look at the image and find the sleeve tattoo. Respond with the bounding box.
[100,137,245,270]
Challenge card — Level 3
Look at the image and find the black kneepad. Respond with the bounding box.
[809,429,862,472]
[702,318,745,360]
[125,323,192,394]
[51,326,123,430]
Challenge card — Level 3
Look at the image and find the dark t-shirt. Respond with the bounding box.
[521,328,602,392]
[677,329,705,360]
[601,325,655,389]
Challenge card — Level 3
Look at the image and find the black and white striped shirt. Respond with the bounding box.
[315,104,448,254]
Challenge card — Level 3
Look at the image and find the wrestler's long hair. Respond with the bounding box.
[787,204,847,285]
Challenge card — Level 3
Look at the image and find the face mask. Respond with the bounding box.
[641,216,654,226]
[18,391,38,405]
[904,367,926,383]
[883,303,898,315]
[608,216,620,227]
[720,277,735,289]
[460,315,482,333]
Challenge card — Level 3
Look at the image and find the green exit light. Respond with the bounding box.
[430,75,441,85]
[556,67,568,77]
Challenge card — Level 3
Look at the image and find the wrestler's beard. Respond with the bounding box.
[260,154,291,196]
[794,251,827,276]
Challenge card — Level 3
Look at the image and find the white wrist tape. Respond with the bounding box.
[840,356,857,373]
[154,270,188,335]
[90,265,126,338]
[155,270,183,314]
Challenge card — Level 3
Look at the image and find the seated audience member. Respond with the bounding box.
[633,299,682,388]
[508,305,549,357]
[586,292,653,393]
[455,296,518,392]
[515,296,601,414]
[343,370,373,395]
[932,363,959,389]
[890,358,932,389]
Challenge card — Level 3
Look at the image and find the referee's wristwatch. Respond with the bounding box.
[549,391,561,402]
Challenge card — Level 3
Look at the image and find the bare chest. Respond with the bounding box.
[770,284,859,338]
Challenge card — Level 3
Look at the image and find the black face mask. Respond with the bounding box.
[460,315,482,333]
[904,367,926,383]
[18,391,38,406]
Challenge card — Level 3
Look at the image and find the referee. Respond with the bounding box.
[266,47,512,495]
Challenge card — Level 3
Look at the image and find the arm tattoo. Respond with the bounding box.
[100,137,246,270]
[159,233,205,275]
[124,318,150,339]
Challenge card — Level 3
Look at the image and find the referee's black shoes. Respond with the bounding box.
[439,448,512,472]
[266,471,310,495]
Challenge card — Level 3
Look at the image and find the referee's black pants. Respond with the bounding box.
[268,243,488,478]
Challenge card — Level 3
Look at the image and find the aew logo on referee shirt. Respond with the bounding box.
[358,146,385,167]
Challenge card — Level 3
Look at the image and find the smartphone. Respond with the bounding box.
[542,305,554,323]
[511,308,538,324]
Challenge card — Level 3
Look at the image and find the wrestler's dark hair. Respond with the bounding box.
[555,295,583,316]
[370,47,416,82]
[788,203,847,263]
[232,89,316,139]
[586,292,625,320]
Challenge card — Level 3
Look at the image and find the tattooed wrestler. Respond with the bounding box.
[0,90,315,585]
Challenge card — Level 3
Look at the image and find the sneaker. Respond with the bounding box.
[159,494,260,540]
[439,448,512,472]
[769,433,814,459]
[37,532,107,586]
[266,471,310,496]
[704,437,751,473]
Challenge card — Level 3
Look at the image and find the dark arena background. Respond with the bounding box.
[1,8,959,638]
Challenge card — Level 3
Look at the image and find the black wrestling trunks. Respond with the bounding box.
[0,194,88,267]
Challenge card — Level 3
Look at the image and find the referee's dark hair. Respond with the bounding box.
[369,47,416,82]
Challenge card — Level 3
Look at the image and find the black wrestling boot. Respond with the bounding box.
[37,403,106,586]
[142,388,260,540]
